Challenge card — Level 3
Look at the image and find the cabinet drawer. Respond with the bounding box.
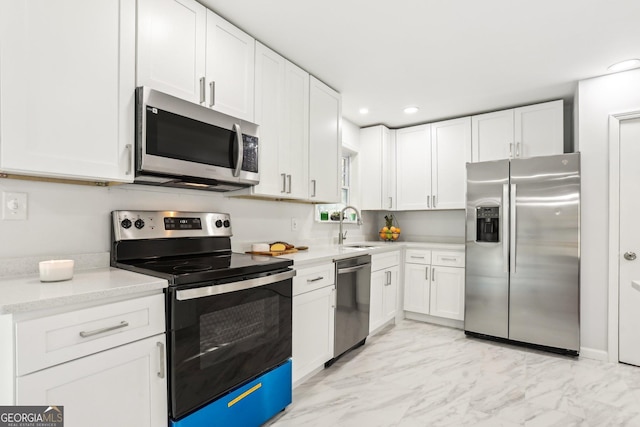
[16,293,165,376]
[372,251,400,271]
[432,250,465,267]
[405,249,432,265]
[293,263,335,296]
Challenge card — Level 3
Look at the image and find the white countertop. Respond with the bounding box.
[0,268,168,314]
[278,240,464,267]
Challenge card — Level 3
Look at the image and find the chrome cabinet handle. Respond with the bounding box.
[125,144,132,175]
[516,142,521,157]
[199,77,205,104]
[411,256,425,259]
[440,257,458,262]
[281,173,287,193]
[432,195,436,209]
[209,81,215,107]
[425,267,429,280]
[624,252,637,261]
[157,341,165,379]
[509,142,513,158]
[232,123,243,177]
[388,197,393,209]
[427,196,430,208]
[79,321,129,338]
[385,271,392,286]
[432,267,435,281]
[307,276,324,283]
[287,174,292,194]
[311,180,317,197]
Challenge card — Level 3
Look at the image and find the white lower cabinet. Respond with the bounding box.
[403,249,465,322]
[292,262,335,384]
[17,335,167,427]
[369,252,400,333]
[11,293,167,427]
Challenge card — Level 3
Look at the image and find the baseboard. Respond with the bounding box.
[579,346,609,362]
[404,311,464,329]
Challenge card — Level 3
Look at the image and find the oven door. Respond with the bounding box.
[167,269,294,420]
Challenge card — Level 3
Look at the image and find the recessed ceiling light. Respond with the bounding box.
[359,108,369,114]
[608,59,640,72]
[404,106,419,114]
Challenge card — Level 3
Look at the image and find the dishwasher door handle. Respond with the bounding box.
[337,264,370,274]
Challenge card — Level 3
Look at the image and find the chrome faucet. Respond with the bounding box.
[338,205,363,245]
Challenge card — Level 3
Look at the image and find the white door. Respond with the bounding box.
[471,109,514,162]
[283,61,310,199]
[137,0,206,104]
[205,10,255,121]
[369,270,386,333]
[17,335,167,427]
[619,116,640,366]
[359,126,384,210]
[0,0,135,182]
[396,125,432,210]
[431,117,471,209]
[430,266,465,320]
[382,128,397,211]
[403,263,430,314]
[514,100,564,158]
[308,77,341,203]
[382,266,399,322]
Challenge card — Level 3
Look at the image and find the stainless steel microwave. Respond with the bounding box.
[134,87,259,191]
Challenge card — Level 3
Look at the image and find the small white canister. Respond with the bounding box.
[39,260,74,282]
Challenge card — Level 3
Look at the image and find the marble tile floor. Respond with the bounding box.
[267,320,640,427]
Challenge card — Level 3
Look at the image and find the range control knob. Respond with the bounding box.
[134,219,145,229]
[223,220,231,228]
[215,219,223,228]
[121,218,132,229]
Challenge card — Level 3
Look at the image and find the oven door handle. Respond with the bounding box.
[176,269,296,301]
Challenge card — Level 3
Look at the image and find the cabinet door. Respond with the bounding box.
[205,10,255,122]
[431,117,471,209]
[283,61,310,199]
[382,129,397,210]
[359,126,384,210]
[0,0,135,182]
[396,125,431,210]
[514,100,563,158]
[382,266,399,323]
[309,76,341,203]
[292,286,335,383]
[253,42,285,197]
[430,266,465,320]
[471,109,514,162]
[369,270,385,333]
[403,263,431,314]
[137,0,206,104]
[17,335,167,427]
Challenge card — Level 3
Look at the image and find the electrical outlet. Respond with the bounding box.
[291,217,298,231]
[2,192,28,220]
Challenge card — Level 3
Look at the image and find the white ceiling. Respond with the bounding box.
[201,0,640,129]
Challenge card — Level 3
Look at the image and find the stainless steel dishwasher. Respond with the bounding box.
[328,254,372,365]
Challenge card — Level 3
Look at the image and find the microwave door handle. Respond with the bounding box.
[232,123,243,177]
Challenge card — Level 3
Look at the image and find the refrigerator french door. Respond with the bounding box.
[465,153,580,353]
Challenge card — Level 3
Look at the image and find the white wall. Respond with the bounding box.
[577,68,640,354]
[0,179,367,260]
[362,210,465,242]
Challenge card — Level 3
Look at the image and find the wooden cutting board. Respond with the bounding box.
[245,246,309,256]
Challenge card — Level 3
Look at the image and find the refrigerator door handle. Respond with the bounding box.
[510,183,517,273]
[503,183,509,273]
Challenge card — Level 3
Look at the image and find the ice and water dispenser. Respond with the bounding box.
[476,206,500,242]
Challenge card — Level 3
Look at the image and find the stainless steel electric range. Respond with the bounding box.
[111,210,295,427]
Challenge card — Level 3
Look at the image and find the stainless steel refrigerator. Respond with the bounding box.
[465,153,580,353]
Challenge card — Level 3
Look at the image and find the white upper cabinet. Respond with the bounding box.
[205,10,255,122]
[137,0,255,121]
[472,100,563,162]
[360,126,396,210]
[137,0,206,104]
[431,117,471,209]
[250,42,308,199]
[0,0,136,182]
[396,125,432,210]
[309,77,341,203]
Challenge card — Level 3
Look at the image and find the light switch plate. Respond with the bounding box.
[291,217,298,231]
[2,192,27,220]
